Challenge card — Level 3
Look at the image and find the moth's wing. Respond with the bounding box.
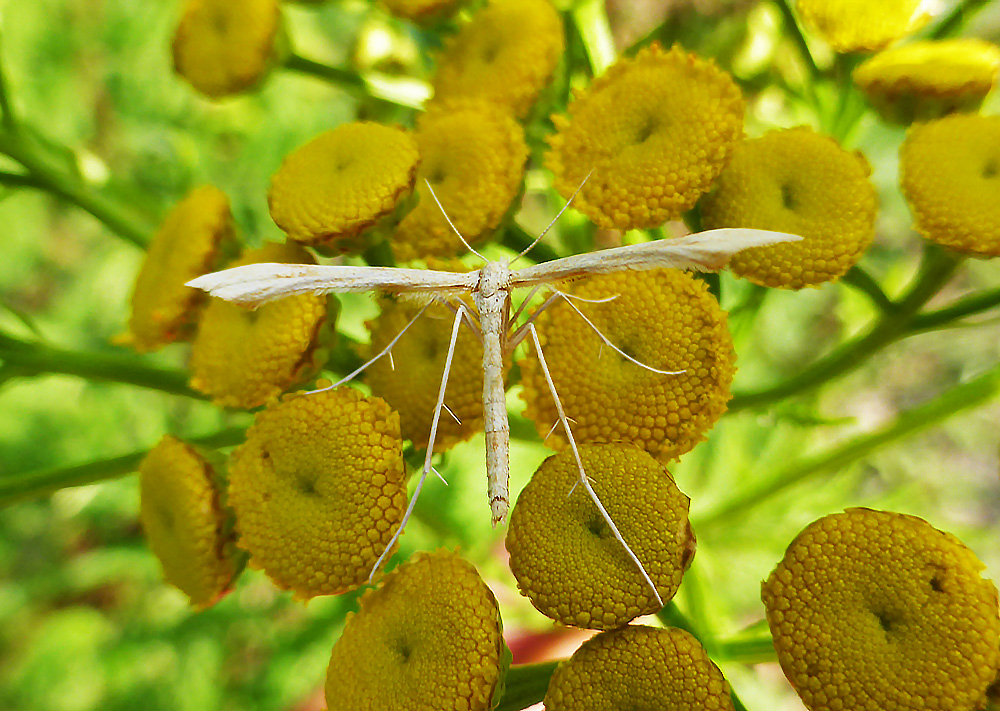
[512,228,802,286]
[187,264,477,308]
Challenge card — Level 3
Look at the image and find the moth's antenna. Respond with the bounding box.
[508,168,594,268]
[425,179,487,262]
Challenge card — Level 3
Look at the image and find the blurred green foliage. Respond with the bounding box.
[1,1,999,710]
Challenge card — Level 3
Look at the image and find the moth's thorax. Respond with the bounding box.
[475,261,512,299]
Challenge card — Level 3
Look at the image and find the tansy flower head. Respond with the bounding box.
[854,39,1000,125]
[762,508,1000,711]
[325,549,506,710]
[544,625,734,711]
[506,444,695,629]
[702,127,877,289]
[518,267,735,462]
[172,0,282,98]
[363,292,490,451]
[226,387,407,599]
[546,43,744,231]
[120,185,235,352]
[431,0,564,119]
[795,0,931,53]
[381,0,467,23]
[392,101,528,261]
[139,435,237,609]
[189,241,330,408]
[900,113,1000,256]
[268,122,420,252]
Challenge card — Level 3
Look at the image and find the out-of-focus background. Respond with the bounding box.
[1,1,999,710]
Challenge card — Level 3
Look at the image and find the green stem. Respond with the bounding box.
[716,636,778,665]
[495,662,558,711]
[0,31,17,133]
[570,0,617,76]
[502,222,562,264]
[840,265,895,314]
[730,247,963,412]
[0,426,247,507]
[1,333,200,399]
[773,0,822,109]
[0,170,46,190]
[0,130,153,248]
[698,360,1000,529]
[908,285,1000,334]
[928,0,992,39]
[283,52,429,110]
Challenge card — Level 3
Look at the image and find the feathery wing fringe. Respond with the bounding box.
[512,229,802,286]
[187,264,477,307]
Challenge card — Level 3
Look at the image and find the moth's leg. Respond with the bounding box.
[506,292,561,353]
[507,289,616,353]
[508,285,544,326]
[435,296,484,345]
[310,301,433,394]
[552,289,684,375]
[368,304,468,579]
[527,323,663,606]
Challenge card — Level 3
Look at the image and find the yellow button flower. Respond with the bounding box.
[381,0,467,23]
[506,444,695,629]
[120,185,235,352]
[139,435,237,609]
[854,39,1000,125]
[796,0,931,53]
[762,508,1000,711]
[545,625,734,710]
[431,0,564,118]
[189,241,330,408]
[392,101,528,261]
[363,293,489,451]
[518,267,735,462]
[227,387,407,599]
[325,550,506,711]
[172,0,282,98]
[900,113,1000,256]
[268,122,420,251]
[546,43,744,230]
[702,127,877,289]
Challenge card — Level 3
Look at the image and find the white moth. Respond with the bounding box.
[188,182,800,603]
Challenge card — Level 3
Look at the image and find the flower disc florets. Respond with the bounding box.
[544,625,734,711]
[268,122,420,251]
[431,0,564,118]
[762,508,1000,711]
[227,387,407,599]
[172,0,281,98]
[853,39,1000,124]
[189,241,329,408]
[392,101,528,261]
[518,267,735,462]
[506,444,695,629]
[120,185,235,351]
[702,127,877,288]
[546,43,744,230]
[139,435,237,609]
[325,550,505,711]
[363,291,489,451]
[796,0,931,53]
[900,113,1000,256]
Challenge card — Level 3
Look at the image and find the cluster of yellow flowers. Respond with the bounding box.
[123,0,1000,708]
